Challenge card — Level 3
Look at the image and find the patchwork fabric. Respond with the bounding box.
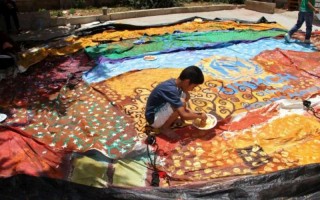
[0,18,319,190]
[84,38,313,84]
[236,145,271,169]
[0,126,69,178]
[0,52,93,107]
[86,20,285,43]
[87,49,320,187]
[17,82,138,159]
[70,155,109,188]
[17,19,286,69]
[85,29,286,60]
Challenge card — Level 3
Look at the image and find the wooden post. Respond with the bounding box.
[102,7,108,15]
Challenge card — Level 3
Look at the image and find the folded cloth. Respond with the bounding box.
[70,155,108,188]
[0,113,7,122]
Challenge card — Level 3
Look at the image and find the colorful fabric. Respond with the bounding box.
[94,47,320,136]
[85,29,286,60]
[16,82,137,159]
[159,100,320,186]
[87,20,285,43]
[0,53,138,160]
[0,52,93,107]
[70,155,109,188]
[0,19,319,190]
[93,64,319,186]
[0,126,69,178]
[113,159,148,187]
[83,38,314,84]
[17,19,285,70]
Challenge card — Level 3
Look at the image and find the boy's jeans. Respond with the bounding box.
[288,11,314,40]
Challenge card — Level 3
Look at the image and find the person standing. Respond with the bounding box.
[3,0,21,34]
[0,30,16,67]
[0,31,24,74]
[0,0,5,32]
[285,0,319,43]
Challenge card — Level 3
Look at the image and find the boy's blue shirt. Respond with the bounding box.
[145,78,183,124]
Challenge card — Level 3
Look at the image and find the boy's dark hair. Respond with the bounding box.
[179,66,204,84]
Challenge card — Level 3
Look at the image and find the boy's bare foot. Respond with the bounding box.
[171,118,186,128]
[160,128,181,140]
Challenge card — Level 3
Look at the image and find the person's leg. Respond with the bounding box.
[288,12,306,37]
[304,12,313,41]
[3,13,12,33]
[160,99,190,139]
[11,11,20,32]
[0,54,16,80]
[160,110,179,132]
[151,103,181,139]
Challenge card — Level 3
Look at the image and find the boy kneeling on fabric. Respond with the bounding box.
[145,66,208,139]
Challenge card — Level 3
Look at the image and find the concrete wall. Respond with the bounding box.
[16,5,242,30]
[109,5,238,20]
[245,0,276,14]
[19,11,51,30]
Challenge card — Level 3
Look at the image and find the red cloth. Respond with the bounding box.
[0,126,68,178]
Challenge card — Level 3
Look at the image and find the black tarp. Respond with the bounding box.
[74,16,278,37]
[1,163,319,199]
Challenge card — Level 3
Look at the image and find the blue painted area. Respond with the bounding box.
[208,59,250,74]
[288,86,320,98]
[83,38,315,84]
[255,73,298,86]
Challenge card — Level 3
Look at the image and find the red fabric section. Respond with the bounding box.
[0,126,68,178]
[0,52,93,107]
[254,48,320,78]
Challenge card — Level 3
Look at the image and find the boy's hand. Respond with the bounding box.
[315,8,319,14]
[199,113,207,126]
